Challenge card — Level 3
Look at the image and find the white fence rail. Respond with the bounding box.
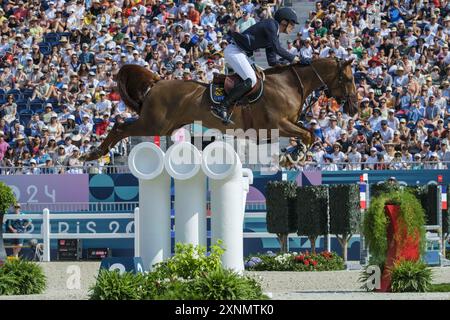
[16,201,267,213]
[3,208,137,262]
[3,207,272,262]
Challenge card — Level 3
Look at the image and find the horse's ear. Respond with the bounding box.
[343,58,354,66]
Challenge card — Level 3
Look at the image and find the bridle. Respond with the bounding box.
[292,58,356,111]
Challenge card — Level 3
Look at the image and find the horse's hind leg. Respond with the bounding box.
[278,119,315,146]
[82,119,148,161]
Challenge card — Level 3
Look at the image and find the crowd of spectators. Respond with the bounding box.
[0,0,282,174]
[0,0,448,174]
[279,0,450,171]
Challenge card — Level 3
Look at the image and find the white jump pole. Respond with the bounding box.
[165,142,207,247]
[128,142,171,270]
[201,141,246,273]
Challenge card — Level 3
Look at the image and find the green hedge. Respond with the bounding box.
[266,181,298,252]
[266,181,297,234]
[296,185,328,254]
[408,185,438,225]
[329,184,360,236]
[329,184,360,261]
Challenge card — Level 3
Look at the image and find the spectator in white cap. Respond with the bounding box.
[80,137,91,155]
[87,71,99,88]
[94,43,108,64]
[129,50,146,66]
[387,109,399,130]
[79,114,93,139]
[28,158,41,175]
[365,147,379,170]
[46,1,57,19]
[182,68,192,80]
[48,112,64,141]
[42,103,55,124]
[347,144,362,170]
[424,152,443,169]
[300,37,313,59]
[96,91,112,114]
[324,116,342,147]
[81,94,95,112]
[66,146,83,173]
[64,113,77,135]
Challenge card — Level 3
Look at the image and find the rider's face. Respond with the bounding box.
[286,22,295,33]
[280,20,295,34]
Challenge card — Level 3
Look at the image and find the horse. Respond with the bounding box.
[82,58,358,161]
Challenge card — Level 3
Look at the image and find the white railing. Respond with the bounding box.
[3,207,272,261]
[18,201,139,213]
[3,208,137,262]
[17,201,266,213]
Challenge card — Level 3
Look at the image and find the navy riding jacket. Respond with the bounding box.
[231,18,296,66]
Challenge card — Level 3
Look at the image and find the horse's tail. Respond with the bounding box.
[116,65,161,114]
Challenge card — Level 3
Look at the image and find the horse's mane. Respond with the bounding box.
[263,57,335,75]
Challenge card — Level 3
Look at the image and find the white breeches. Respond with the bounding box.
[224,43,257,87]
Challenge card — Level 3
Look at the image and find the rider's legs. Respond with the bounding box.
[224,44,257,87]
[211,44,257,123]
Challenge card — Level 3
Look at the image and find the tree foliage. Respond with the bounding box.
[0,182,16,214]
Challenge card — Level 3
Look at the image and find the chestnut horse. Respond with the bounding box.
[82,58,358,161]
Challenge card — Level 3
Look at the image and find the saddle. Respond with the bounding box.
[209,65,265,105]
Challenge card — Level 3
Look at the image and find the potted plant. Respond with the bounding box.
[363,185,425,292]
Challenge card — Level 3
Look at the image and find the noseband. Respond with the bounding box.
[308,58,356,110]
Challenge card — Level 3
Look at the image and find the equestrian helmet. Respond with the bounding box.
[274,7,299,25]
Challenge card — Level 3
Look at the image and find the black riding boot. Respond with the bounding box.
[212,78,253,124]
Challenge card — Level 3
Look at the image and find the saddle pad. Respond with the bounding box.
[209,81,264,105]
[210,83,226,104]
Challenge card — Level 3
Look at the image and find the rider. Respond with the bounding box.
[211,7,301,123]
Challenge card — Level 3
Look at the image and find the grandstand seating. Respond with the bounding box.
[21,88,34,100]
[6,89,22,101]
[19,109,33,126]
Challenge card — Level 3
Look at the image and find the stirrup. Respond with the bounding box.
[210,105,234,125]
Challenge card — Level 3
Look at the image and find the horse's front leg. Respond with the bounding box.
[81,120,146,161]
[278,119,315,147]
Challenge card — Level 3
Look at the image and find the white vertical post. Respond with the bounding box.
[134,207,140,257]
[327,199,331,252]
[42,208,50,262]
[202,141,246,273]
[128,142,171,270]
[242,169,254,252]
[165,142,207,246]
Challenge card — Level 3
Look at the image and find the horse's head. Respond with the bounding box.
[326,58,358,116]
